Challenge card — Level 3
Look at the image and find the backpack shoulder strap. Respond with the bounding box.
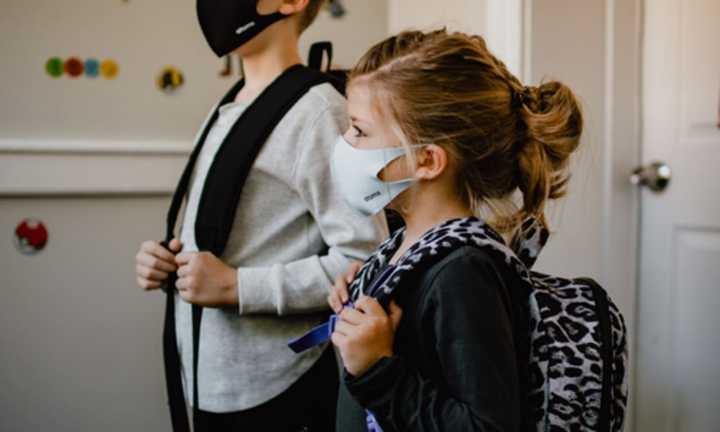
[163,64,330,432]
[164,78,245,244]
[194,64,330,255]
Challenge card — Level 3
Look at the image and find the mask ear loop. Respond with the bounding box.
[385,144,429,216]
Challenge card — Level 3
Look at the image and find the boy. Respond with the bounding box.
[134,0,387,430]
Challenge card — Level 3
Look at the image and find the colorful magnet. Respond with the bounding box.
[64,57,84,78]
[100,59,119,79]
[85,58,100,78]
[327,0,346,18]
[14,218,49,255]
[156,66,184,93]
[45,57,64,78]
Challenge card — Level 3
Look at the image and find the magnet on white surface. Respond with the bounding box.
[14,218,49,255]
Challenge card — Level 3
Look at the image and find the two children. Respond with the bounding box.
[137,0,585,430]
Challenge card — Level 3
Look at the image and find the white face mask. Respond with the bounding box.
[331,135,424,216]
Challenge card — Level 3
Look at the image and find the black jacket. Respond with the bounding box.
[336,246,530,432]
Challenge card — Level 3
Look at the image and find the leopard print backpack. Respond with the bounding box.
[343,217,629,431]
[511,219,629,431]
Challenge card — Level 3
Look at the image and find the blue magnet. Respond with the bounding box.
[85,58,100,78]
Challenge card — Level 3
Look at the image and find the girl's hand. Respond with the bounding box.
[331,295,403,377]
[328,261,363,313]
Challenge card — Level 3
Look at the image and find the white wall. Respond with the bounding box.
[389,0,486,35]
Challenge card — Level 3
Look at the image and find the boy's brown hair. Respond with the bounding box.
[298,0,325,33]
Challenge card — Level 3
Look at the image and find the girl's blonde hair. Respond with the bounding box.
[349,29,583,232]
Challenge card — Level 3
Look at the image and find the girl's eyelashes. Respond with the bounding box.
[352,125,367,138]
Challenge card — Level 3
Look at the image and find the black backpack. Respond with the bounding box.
[161,42,348,432]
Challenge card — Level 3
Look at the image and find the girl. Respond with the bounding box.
[327,29,583,431]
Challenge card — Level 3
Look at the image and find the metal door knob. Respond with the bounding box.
[630,161,671,192]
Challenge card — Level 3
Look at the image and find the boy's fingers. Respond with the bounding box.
[137,276,161,290]
[136,264,169,281]
[175,252,194,265]
[143,241,176,262]
[169,238,183,253]
[137,253,176,272]
[175,276,190,292]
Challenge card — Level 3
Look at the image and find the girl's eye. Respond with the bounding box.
[352,125,366,138]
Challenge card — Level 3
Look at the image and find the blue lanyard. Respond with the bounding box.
[287,264,396,353]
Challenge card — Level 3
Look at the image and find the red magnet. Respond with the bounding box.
[14,218,49,255]
[64,57,84,78]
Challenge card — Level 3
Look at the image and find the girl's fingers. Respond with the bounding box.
[338,284,349,304]
[333,319,355,337]
[328,293,342,313]
[331,331,347,348]
[354,295,385,316]
[346,261,362,283]
[333,275,350,304]
[339,307,365,325]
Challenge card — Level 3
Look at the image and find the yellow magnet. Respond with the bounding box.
[100,59,119,79]
[156,66,185,93]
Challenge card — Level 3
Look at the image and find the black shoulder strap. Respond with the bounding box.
[308,41,347,95]
[162,64,331,432]
[194,64,330,255]
[164,78,245,245]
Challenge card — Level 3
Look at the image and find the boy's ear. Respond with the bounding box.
[278,0,310,15]
[414,145,449,181]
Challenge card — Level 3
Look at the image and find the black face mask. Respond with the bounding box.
[197,0,289,57]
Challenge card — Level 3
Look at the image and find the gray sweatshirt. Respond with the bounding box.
[172,82,388,412]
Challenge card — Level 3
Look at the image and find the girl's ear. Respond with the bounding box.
[414,144,448,181]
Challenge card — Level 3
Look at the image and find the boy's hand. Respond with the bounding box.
[175,251,238,307]
[328,261,363,313]
[135,238,182,290]
[331,295,403,377]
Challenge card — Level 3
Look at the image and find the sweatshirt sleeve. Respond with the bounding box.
[345,249,521,432]
[236,88,388,316]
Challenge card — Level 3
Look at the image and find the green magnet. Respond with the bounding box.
[46,57,64,78]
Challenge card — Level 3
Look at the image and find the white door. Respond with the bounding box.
[635,0,720,430]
